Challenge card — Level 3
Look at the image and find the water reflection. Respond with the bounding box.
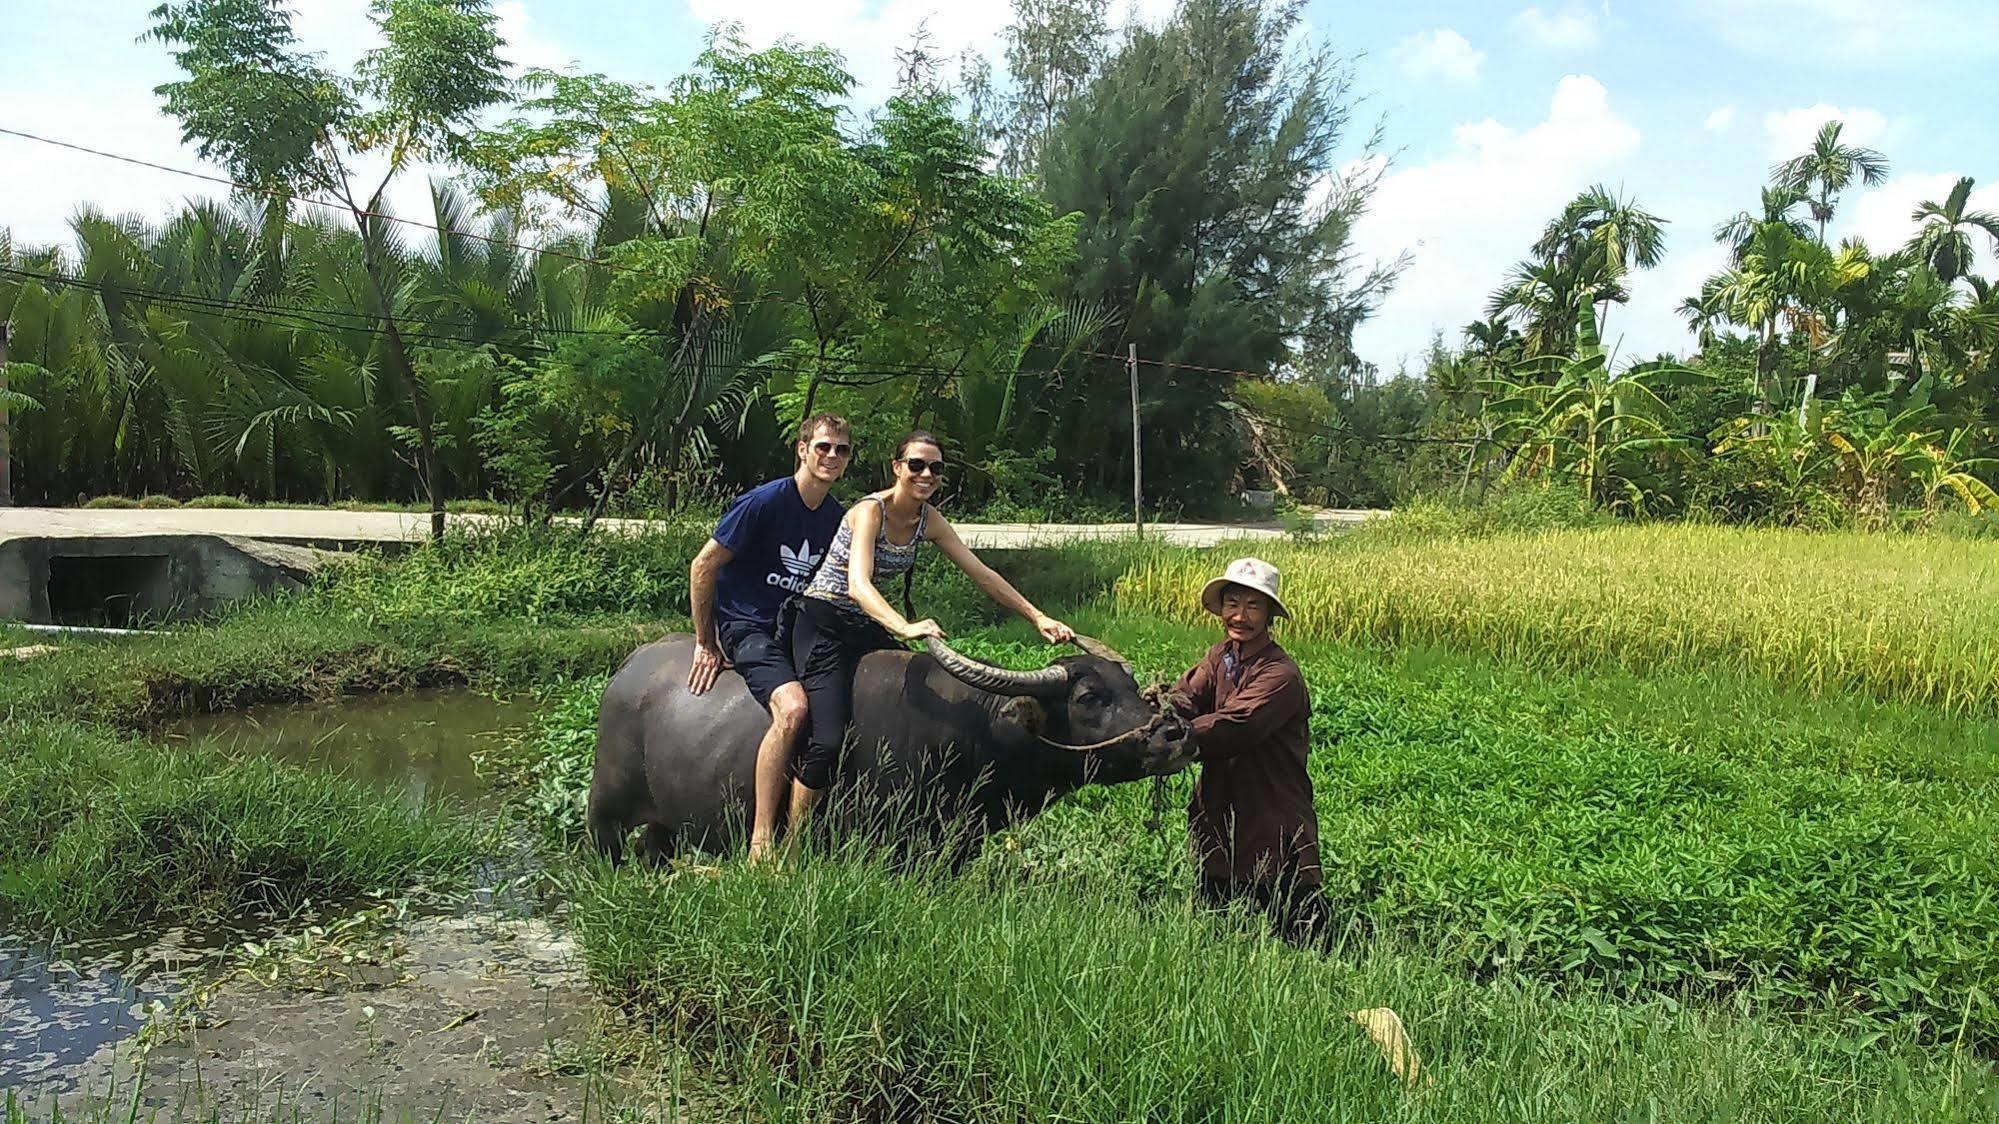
[164,688,535,808]
[0,926,229,1097]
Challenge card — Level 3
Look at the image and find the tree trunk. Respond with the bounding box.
[0,324,11,509]
[1752,320,1778,435]
[582,427,645,534]
[355,222,445,540]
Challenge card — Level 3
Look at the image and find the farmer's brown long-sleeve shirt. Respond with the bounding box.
[1171,638,1319,887]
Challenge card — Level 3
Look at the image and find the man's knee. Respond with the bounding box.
[768,683,809,733]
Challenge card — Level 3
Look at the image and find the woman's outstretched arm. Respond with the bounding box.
[925,513,1074,643]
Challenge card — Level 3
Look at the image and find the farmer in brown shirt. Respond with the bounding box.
[1166,557,1325,946]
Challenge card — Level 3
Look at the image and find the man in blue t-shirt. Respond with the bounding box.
[689,413,852,864]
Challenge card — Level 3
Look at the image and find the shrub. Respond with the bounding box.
[319,524,707,624]
[79,495,138,509]
[184,494,252,508]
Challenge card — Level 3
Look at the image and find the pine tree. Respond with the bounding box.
[1037,0,1392,504]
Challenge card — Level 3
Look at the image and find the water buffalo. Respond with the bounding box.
[587,634,1195,865]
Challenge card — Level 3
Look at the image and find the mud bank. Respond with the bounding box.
[16,910,653,1121]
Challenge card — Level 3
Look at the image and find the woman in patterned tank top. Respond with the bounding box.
[776,431,1077,845]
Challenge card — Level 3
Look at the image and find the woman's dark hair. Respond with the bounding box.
[893,430,942,461]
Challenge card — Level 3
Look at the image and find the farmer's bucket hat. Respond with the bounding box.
[1199,556,1289,619]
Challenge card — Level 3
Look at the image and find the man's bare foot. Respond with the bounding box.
[747,835,777,867]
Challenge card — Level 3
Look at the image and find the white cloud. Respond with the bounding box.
[1684,0,1999,65]
[1762,103,1895,161]
[1349,75,1641,370]
[494,1,580,75]
[1513,5,1600,49]
[1393,28,1483,84]
[1703,106,1734,133]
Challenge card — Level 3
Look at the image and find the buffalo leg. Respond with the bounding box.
[587,799,628,865]
[638,823,678,867]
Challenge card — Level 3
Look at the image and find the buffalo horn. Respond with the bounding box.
[1071,635,1131,669]
[924,638,1070,696]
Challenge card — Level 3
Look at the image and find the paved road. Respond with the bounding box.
[0,506,1383,550]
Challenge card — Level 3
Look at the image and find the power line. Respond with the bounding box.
[0,125,619,274]
[9,125,1376,399]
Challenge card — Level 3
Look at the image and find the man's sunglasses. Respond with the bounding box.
[902,457,948,477]
[810,440,852,457]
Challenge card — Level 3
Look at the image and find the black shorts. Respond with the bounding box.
[717,617,799,710]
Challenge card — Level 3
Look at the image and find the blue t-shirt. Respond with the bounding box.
[712,477,846,629]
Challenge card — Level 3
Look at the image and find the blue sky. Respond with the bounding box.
[5,0,1997,372]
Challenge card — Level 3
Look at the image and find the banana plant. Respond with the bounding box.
[1821,388,1939,524]
[1915,425,1999,518]
[1481,295,1708,511]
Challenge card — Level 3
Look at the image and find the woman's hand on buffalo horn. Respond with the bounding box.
[898,618,947,643]
[1035,615,1075,644]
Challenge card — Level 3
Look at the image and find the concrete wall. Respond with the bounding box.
[0,535,324,624]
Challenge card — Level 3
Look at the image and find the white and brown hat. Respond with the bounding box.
[1199,556,1289,619]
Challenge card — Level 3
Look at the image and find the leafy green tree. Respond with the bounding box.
[1914,424,1999,518]
[1681,223,1866,416]
[471,31,1073,510]
[147,0,509,538]
[1039,0,1391,507]
[999,0,1110,180]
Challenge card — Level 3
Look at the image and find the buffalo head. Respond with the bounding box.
[924,637,1196,782]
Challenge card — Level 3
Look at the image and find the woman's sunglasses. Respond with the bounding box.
[810,440,852,457]
[901,457,948,477]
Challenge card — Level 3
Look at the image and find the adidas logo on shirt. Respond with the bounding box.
[767,538,823,592]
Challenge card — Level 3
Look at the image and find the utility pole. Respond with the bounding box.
[1128,343,1143,540]
[0,323,11,508]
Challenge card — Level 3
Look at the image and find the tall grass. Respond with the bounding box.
[0,721,482,932]
[571,854,1999,1123]
[1118,524,1999,714]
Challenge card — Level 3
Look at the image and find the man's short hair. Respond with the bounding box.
[797,413,851,444]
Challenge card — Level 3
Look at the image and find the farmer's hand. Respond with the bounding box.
[1036,616,1075,644]
[1143,684,1194,717]
[899,618,947,643]
[688,641,727,696]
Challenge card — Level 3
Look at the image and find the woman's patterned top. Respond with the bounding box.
[803,496,930,612]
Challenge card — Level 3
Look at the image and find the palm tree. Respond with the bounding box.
[1529,184,1667,337]
[1773,120,1890,242]
[1716,185,1811,264]
[1906,176,1999,285]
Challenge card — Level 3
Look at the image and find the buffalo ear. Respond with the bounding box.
[995,696,1048,741]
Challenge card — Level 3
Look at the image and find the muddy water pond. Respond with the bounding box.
[162,687,537,807]
[1,689,614,1118]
